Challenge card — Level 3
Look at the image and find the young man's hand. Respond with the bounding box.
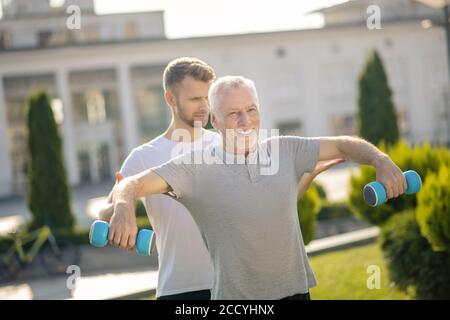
[297,158,345,199]
[310,159,346,178]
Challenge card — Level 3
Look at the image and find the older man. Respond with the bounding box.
[107,76,406,300]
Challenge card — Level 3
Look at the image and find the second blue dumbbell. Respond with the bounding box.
[363,170,422,207]
[89,220,154,256]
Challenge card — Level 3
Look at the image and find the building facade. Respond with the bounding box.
[0,0,448,197]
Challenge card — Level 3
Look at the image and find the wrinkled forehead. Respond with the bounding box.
[217,86,258,112]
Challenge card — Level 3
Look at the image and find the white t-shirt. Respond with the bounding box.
[120,129,220,297]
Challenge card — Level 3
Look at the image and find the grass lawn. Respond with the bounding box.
[309,242,414,300]
[141,292,156,300]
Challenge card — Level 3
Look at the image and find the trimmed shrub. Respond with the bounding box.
[416,164,450,252]
[136,199,148,218]
[298,185,321,245]
[349,140,450,226]
[26,90,75,232]
[317,202,354,221]
[357,50,399,147]
[381,211,450,299]
[312,181,327,200]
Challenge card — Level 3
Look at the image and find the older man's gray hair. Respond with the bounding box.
[208,76,260,113]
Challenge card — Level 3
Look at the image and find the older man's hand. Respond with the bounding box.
[107,176,139,251]
[373,155,407,199]
[98,172,124,223]
[108,200,138,251]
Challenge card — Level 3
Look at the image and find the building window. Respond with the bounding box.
[83,26,98,43]
[135,86,168,142]
[97,143,111,180]
[86,90,106,124]
[275,47,286,58]
[397,109,410,138]
[277,120,303,136]
[384,37,394,48]
[50,0,65,8]
[124,22,137,40]
[38,30,53,48]
[72,89,116,124]
[77,148,91,183]
[0,30,12,50]
[329,114,355,136]
[60,30,75,45]
[51,98,64,125]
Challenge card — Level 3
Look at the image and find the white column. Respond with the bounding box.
[56,69,80,185]
[0,75,14,197]
[117,64,139,154]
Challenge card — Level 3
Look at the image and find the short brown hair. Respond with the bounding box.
[163,57,216,94]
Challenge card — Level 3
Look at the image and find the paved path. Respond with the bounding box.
[0,268,158,300]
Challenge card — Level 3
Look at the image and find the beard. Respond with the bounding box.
[175,103,208,128]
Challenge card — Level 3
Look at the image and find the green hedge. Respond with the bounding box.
[317,202,354,221]
[349,140,450,226]
[416,164,450,252]
[135,199,148,218]
[298,184,321,245]
[312,181,327,200]
[381,211,450,299]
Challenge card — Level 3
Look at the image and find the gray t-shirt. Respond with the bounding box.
[152,136,321,300]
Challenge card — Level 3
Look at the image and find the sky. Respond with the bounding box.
[93,0,349,39]
[0,0,350,38]
[0,0,351,38]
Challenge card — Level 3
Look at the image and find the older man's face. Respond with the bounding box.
[212,87,260,155]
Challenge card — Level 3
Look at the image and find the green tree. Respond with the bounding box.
[205,114,213,129]
[26,90,75,232]
[357,50,399,146]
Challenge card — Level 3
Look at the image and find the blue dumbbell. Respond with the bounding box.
[89,220,154,256]
[363,170,422,207]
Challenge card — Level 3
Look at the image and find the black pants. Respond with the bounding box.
[158,290,309,300]
[157,289,211,300]
[280,292,311,300]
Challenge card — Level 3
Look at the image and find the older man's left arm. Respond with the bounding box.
[318,136,407,199]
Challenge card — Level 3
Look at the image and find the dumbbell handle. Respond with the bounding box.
[363,170,422,207]
[89,220,154,256]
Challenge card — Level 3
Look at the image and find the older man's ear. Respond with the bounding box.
[210,113,218,130]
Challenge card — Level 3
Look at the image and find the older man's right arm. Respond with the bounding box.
[108,169,171,250]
